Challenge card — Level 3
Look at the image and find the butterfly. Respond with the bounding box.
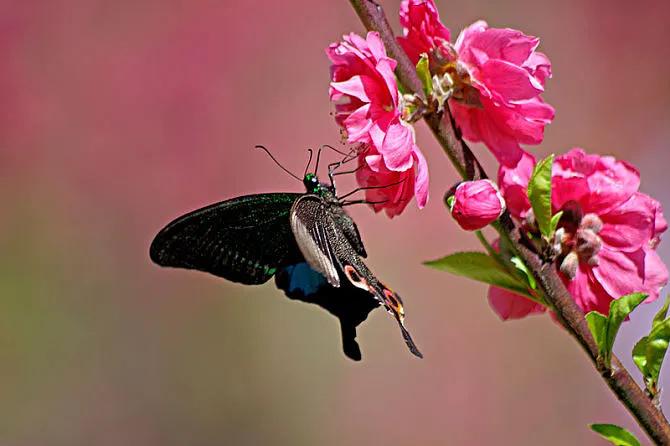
[149,146,422,360]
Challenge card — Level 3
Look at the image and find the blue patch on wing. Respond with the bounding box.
[283,262,328,296]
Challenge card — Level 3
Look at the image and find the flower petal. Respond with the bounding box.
[592,247,646,302]
[600,192,655,252]
[479,59,544,101]
[487,286,545,320]
[379,121,415,171]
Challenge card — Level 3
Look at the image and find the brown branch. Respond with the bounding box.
[348,0,670,444]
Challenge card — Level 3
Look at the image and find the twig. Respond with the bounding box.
[347,0,670,443]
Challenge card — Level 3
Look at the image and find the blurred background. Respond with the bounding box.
[1,0,669,444]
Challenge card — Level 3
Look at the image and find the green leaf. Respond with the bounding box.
[424,252,532,298]
[416,53,432,97]
[632,336,649,379]
[510,256,537,290]
[549,210,563,236]
[527,154,554,238]
[589,424,641,446]
[632,296,670,395]
[587,293,647,367]
[642,318,670,391]
[606,293,648,364]
[652,295,670,329]
[586,311,608,357]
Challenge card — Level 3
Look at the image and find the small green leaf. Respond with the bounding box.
[589,424,641,446]
[642,318,670,390]
[446,195,455,210]
[549,210,563,236]
[632,296,670,395]
[632,336,648,377]
[652,295,670,329]
[586,311,608,357]
[416,53,432,97]
[606,293,647,363]
[587,293,647,367]
[527,154,554,238]
[510,256,537,290]
[424,252,532,298]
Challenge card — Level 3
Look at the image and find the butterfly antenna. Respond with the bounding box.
[314,147,323,175]
[303,149,314,178]
[255,145,302,181]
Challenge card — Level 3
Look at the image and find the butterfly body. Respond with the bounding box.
[150,171,421,360]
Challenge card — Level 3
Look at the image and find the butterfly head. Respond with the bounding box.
[303,173,333,196]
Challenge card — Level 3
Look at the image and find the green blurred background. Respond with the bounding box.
[1,0,669,444]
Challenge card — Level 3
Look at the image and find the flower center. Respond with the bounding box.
[555,208,603,280]
[430,44,482,108]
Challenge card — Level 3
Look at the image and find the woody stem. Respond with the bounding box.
[348,0,670,444]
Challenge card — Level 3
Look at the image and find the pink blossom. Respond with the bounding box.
[328,31,429,216]
[449,180,505,230]
[490,148,668,320]
[488,284,545,320]
[450,22,554,166]
[328,31,413,171]
[356,146,429,218]
[397,2,554,166]
[398,0,451,65]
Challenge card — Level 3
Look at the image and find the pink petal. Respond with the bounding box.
[487,286,545,320]
[561,263,613,314]
[462,26,539,66]
[524,51,552,85]
[554,149,640,215]
[412,147,429,208]
[600,192,655,252]
[592,247,646,303]
[551,175,589,213]
[454,20,489,55]
[473,106,525,166]
[641,248,668,301]
[479,59,544,101]
[503,97,555,145]
[379,121,415,171]
[498,150,535,218]
[342,104,373,143]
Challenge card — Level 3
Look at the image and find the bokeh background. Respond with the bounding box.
[1,0,669,444]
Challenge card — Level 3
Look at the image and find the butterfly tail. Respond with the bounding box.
[340,322,363,361]
[398,320,423,359]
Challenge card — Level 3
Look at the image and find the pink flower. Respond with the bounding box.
[356,146,429,218]
[449,180,505,230]
[450,22,554,166]
[328,31,429,216]
[397,2,554,166]
[491,148,668,320]
[328,31,414,171]
[398,0,451,66]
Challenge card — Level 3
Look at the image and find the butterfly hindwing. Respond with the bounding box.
[150,193,302,285]
[275,262,378,361]
[289,194,423,358]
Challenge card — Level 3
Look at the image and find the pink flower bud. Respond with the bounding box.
[449,180,505,231]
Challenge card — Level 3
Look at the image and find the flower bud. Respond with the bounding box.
[449,180,505,231]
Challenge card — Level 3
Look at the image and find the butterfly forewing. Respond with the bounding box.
[289,195,341,287]
[150,193,302,284]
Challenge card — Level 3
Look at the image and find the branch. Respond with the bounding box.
[348,0,670,444]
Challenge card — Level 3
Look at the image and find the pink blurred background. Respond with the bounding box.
[1,0,669,444]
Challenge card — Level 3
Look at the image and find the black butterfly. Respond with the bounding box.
[149,148,422,360]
